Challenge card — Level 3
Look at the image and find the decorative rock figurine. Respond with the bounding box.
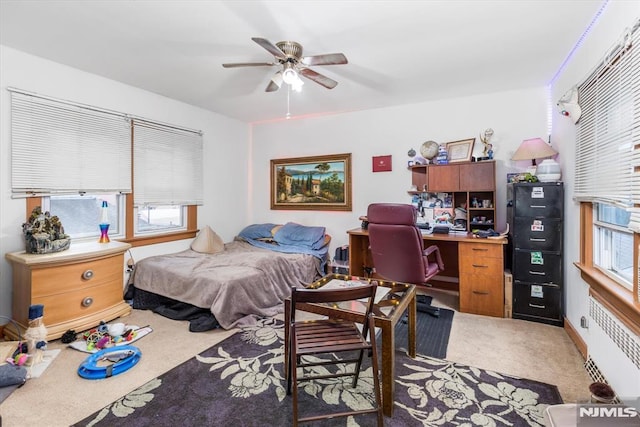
[22,206,70,254]
[24,304,47,366]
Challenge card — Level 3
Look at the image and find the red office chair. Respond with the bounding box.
[367,203,444,317]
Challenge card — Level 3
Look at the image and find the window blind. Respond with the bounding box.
[574,20,640,233]
[10,90,132,196]
[133,120,203,206]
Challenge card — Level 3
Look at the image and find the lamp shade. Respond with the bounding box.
[512,138,558,164]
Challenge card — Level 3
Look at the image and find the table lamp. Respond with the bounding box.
[512,137,558,176]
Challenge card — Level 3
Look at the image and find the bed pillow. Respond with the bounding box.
[273,222,327,250]
[191,225,224,254]
[238,223,279,240]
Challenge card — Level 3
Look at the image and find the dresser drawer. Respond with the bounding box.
[459,273,504,317]
[512,250,562,285]
[33,281,124,327]
[459,242,502,259]
[513,218,562,251]
[459,258,503,277]
[512,283,562,322]
[31,255,122,298]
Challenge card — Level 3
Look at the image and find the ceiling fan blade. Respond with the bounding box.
[301,53,348,66]
[251,37,286,59]
[299,68,338,89]
[222,62,274,68]
[266,71,283,92]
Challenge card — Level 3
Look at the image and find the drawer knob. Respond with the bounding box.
[472,264,488,268]
[82,297,94,307]
[472,290,490,295]
[82,270,94,280]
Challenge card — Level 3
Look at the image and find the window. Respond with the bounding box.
[45,194,125,241]
[574,20,639,330]
[132,120,203,238]
[9,90,131,196]
[593,203,633,290]
[13,89,201,247]
[135,205,186,235]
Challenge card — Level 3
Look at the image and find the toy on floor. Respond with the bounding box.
[81,322,139,351]
[77,345,142,379]
[24,304,47,365]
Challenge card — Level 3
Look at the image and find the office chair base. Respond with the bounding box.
[417,303,440,318]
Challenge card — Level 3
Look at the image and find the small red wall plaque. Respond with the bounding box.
[372,155,392,172]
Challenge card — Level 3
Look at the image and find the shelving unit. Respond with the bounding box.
[408,161,496,231]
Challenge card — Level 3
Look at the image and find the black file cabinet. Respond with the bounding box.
[507,182,564,326]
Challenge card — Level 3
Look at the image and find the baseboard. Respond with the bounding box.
[564,316,588,360]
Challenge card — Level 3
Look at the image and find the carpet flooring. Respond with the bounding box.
[74,318,563,427]
[394,295,454,359]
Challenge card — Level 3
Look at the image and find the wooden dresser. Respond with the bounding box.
[5,241,132,340]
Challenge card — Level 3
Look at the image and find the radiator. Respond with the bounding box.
[586,297,640,400]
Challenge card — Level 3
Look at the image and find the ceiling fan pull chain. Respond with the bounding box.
[286,85,291,119]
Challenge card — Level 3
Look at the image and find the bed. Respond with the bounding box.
[130,223,329,329]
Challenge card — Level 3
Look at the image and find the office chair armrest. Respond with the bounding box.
[424,245,445,271]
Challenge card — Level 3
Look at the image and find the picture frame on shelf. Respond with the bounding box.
[270,153,352,211]
[446,138,475,163]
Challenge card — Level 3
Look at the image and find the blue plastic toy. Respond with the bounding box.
[77,345,141,379]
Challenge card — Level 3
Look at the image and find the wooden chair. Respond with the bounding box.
[286,284,383,426]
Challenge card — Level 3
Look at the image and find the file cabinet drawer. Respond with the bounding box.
[513,283,562,322]
[512,250,562,285]
[513,184,563,218]
[513,218,562,251]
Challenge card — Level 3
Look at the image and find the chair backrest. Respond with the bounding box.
[367,203,427,284]
[290,283,377,338]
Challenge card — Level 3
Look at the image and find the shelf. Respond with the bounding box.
[409,161,496,232]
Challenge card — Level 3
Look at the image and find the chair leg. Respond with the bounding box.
[286,345,293,395]
[291,352,299,426]
[351,349,365,388]
[369,328,384,426]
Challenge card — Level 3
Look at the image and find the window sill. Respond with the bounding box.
[574,262,640,336]
[119,229,197,247]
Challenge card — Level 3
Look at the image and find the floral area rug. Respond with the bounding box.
[73,318,562,426]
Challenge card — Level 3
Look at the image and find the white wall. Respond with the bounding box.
[0,46,250,318]
[550,1,640,396]
[250,87,549,250]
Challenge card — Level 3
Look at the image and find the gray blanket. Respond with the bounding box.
[132,240,322,329]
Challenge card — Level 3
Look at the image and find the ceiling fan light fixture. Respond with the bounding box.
[282,64,298,85]
[291,76,304,92]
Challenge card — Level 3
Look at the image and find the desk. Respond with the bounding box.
[284,274,416,417]
[347,228,507,318]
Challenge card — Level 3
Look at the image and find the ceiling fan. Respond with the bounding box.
[222,37,348,92]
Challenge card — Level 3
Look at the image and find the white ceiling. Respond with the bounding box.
[0,0,604,124]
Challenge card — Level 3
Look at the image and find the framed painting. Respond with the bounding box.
[270,153,352,211]
[446,138,475,163]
